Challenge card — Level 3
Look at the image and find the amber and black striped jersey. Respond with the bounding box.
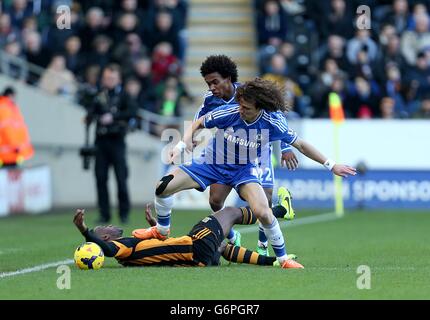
[111,236,201,267]
[83,229,202,267]
[82,215,224,267]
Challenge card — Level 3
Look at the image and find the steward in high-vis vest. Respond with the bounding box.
[0,87,34,167]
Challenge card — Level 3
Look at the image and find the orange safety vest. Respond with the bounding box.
[0,96,34,165]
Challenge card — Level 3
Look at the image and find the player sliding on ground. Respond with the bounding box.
[136,78,356,269]
[73,206,293,268]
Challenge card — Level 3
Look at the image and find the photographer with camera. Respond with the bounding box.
[85,64,138,224]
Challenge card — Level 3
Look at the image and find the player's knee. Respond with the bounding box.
[209,195,225,212]
[251,204,272,224]
[155,174,174,196]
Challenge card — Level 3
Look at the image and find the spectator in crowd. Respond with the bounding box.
[64,36,85,76]
[279,0,305,16]
[22,30,50,84]
[0,13,21,48]
[401,13,430,66]
[257,0,287,47]
[346,29,378,65]
[131,56,155,111]
[262,53,289,79]
[111,32,147,78]
[0,39,28,81]
[38,54,77,96]
[124,76,144,107]
[147,0,188,32]
[148,10,181,58]
[315,74,349,118]
[148,73,193,136]
[378,23,397,48]
[382,62,408,116]
[377,31,406,76]
[278,41,298,76]
[319,35,349,71]
[153,74,192,117]
[85,34,113,71]
[350,46,379,82]
[112,13,139,45]
[349,76,381,118]
[382,0,410,34]
[406,2,430,31]
[77,64,100,111]
[78,7,107,54]
[19,15,37,40]
[379,96,398,119]
[115,0,148,34]
[404,51,430,102]
[6,0,33,29]
[412,93,430,118]
[0,86,34,168]
[310,58,347,110]
[41,10,75,56]
[151,41,181,84]
[320,0,354,40]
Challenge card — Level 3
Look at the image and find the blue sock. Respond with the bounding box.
[258,224,268,244]
[227,228,236,243]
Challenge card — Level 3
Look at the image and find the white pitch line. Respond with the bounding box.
[237,211,339,234]
[0,259,74,279]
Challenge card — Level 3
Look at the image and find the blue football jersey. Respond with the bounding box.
[193,82,241,121]
[202,104,298,166]
[194,83,292,152]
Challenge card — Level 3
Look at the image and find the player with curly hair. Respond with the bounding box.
[135,78,356,268]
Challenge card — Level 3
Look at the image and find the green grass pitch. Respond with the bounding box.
[0,208,429,300]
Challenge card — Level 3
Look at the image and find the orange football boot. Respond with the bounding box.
[281,259,304,269]
[132,226,169,240]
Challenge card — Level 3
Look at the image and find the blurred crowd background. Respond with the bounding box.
[1,0,430,137]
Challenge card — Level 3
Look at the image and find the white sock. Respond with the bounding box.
[262,218,288,262]
[258,240,268,248]
[155,195,173,235]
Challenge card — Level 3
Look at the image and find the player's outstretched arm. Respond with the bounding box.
[183,116,205,151]
[169,116,205,164]
[281,149,299,170]
[73,209,119,257]
[73,209,88,233]
[291,138,356,177]
[145,203,157,227]
[280,142,299,170]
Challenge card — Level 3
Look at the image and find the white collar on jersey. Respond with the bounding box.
[242,110,264,126]
[222,83,238,104]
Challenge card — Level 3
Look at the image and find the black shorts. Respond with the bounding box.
[187,215,224,266]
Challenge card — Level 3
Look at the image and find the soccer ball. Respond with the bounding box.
[74,242,104,270]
